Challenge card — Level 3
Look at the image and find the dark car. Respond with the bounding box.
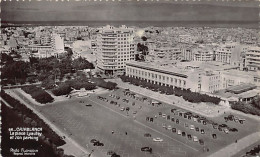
[144,133,152,137]
[176,119,179,124]
[187,134,192,140]
[195,127,200,132]
[201,129,205,134]
[171,117,175,122]
[182,132,186,137]
[111,154,120,157]
[93,141,104,146]
[107,150,116,155]
[141,147,152,153]
[171,108,177,113]
[229,128,238,132]
[212,134,217,139]
[85,104,92,107]
[172,128,176,133]
[90,139,98,143]
[199,139,204,145]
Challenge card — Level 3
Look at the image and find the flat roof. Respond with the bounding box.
[226,83,257,94]
[126,61,188,78]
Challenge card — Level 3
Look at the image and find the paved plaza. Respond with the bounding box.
[6,87,260,157]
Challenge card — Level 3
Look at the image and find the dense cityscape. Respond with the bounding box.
[1,24,260,157]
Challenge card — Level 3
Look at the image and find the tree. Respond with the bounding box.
[72,57,94,70]
[141,36,147,41]
[252,96,260,109]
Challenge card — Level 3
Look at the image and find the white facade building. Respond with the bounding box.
[245,46,260,71]
[96,25,135,75]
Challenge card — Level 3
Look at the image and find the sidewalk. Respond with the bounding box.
[209,132,260,157]
[4,89,92,157]
[108,78,229,118]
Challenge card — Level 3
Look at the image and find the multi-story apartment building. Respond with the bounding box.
[27,34,65,58]
[96,25,135,75]
[193,46,214,62]
[153,47,182,60]
[245,46,260,71]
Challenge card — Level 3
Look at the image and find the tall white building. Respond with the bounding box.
[96,25,135,75]
[245,46,260,71]
[51,34,65,53]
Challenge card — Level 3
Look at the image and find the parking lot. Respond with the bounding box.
[31,88,259,157]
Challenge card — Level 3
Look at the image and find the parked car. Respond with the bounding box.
[133,111,137,114]
[229,128,238,132]
[176,119,179,124]
[93,141,104,146]
[193,136,198,142]
[182,132,186,137]
[199,139,204,145]
[201,129,205,134]
[107,150,116,155]
[162,123,166,128]
[141,147,152,153]
[195,127,200,132]
[144,133,152,137]
[190,125,195,130]
[187,134,192,140]
[90,139,98,143]
[184,123,188,127]
[120,107,125,111]
[223,128,229,134]
[85,104,92,107]
[212,134,217,139]
[171,108,177,113]
[111,153,120,157]
[153,137,163,142]
[172,128,176,133]
[171,117,175,122]
[162,114,166,118]
[177,130,182,135]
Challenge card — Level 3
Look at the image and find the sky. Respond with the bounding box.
[1,0,259,22]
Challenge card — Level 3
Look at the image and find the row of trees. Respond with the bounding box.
[1,52,94,86]
[22,86,54,104]
[52,78,97,96]
[231,96,260,116]
[120,75,221,105]
[91,78,118,90]
[1,91,71,157]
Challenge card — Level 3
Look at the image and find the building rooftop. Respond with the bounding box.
[226,83,257,94]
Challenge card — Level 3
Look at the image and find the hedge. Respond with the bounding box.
[91,78,117,90]
[22,86,54,104]
[120,75,221,105]
[231,102,260,116]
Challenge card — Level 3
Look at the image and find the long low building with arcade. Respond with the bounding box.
[125,61,259,93]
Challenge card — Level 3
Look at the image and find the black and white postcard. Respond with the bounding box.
[1,0,260,157]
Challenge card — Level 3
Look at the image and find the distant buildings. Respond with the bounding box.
[28,34,65,58]
[193,46,214,62]
[96,25,135,75]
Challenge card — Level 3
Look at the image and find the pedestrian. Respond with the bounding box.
[112,130,114,134]
[235,140,237,143]
[125,132,127,135]
[218,110,219,113]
